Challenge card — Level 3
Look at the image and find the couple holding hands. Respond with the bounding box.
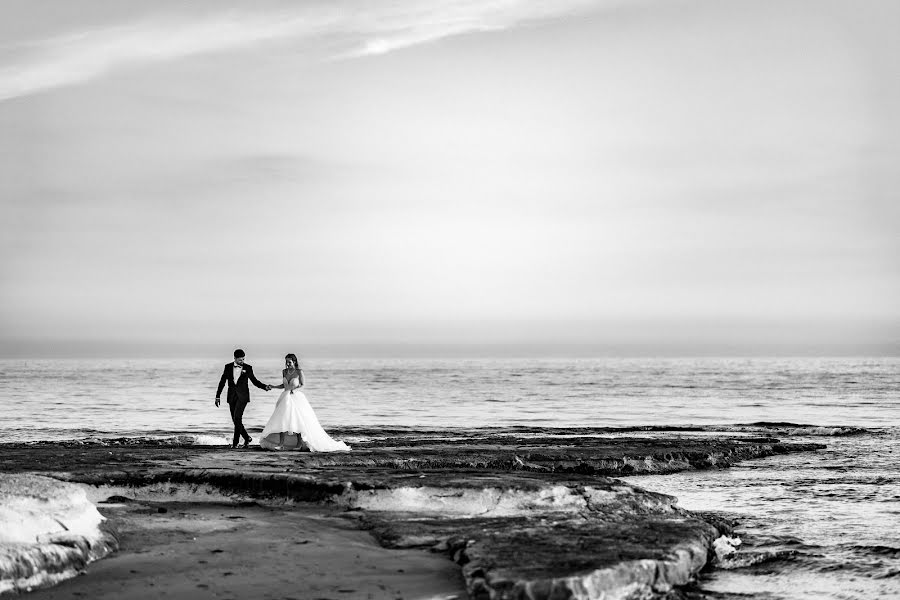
[215,349,350,452]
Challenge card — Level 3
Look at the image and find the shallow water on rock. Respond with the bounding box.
[622,428,900,599]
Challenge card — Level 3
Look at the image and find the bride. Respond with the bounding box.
[258,353,350,452]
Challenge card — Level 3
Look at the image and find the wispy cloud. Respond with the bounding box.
[0,0,609,101]
[0,10,337,102]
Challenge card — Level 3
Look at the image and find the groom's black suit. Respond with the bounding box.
[216,363,268,447]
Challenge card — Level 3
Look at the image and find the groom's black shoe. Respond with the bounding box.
[241,437,252,449]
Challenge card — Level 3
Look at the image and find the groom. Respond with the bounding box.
[215,349,271,449]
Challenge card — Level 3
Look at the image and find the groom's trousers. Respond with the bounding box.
[229,400,250,447]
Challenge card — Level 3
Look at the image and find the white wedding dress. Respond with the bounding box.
[259,376,350,452]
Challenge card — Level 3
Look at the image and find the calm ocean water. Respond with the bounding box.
[2,356,898,599]
[2,357,897,438]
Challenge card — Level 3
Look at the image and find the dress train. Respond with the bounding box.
[258,379,349,452]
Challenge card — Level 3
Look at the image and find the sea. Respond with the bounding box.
[1,356,898,599]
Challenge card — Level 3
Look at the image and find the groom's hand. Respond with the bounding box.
[265,384,272,391]
[215,398,220,407]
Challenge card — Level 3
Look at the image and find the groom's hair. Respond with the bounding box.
[233,349,245,358]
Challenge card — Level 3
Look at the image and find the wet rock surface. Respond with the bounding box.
[1,429,824,599]
[1,429,825,478]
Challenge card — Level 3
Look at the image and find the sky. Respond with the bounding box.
[1,0,898,357]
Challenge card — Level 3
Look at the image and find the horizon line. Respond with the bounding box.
[2,340,898,360]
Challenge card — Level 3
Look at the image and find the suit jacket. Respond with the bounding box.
[216,362,267,404]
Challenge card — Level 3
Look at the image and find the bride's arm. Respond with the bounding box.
[270,370,286,390]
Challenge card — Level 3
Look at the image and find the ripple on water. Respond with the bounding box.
[623,430,900,599]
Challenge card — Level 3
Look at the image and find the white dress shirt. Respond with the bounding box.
[233,363,243,382]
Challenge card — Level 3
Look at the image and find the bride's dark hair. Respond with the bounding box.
[285,353,300,370]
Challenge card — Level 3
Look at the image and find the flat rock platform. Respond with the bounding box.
[0,428,826,599]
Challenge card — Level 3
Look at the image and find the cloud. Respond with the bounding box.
[0,0,609,101]
[0,10,335,102]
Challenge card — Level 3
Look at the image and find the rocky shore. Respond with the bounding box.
[0,428,826,599]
